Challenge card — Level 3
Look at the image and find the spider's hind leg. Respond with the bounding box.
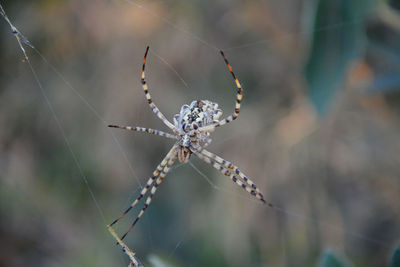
[199,149,261,194]
[194,150,273,207]
[120,150,177,240]
[199,51,243,132]
[109,146,177,228]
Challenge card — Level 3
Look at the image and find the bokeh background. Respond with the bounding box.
[1,0,399,266]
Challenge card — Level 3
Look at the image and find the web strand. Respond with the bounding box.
[31,47,143,189]
[150,49,190,89]
[1,1,109,224]
[123,0,220,51]
[2,3,109,221]
[222,11,371,51]
[0,3,32,61]
[1,4,141,265]
[26,59,107,222]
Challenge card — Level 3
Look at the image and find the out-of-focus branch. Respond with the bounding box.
[108,225,144,267]
[0,3,34,61]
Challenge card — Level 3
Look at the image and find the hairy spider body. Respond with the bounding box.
[108,46,273,243]
[174,100,222,162]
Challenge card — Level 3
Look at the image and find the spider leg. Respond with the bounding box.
[198,148,261,194]
[201,137,212,148]
[109,146,177,227]
[108,125,178,140]
[141,46,177,131]
[120,151,177,240]
[199,50,243,132]
[194,151,273,207]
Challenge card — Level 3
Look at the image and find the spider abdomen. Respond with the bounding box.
[173,100,222,132]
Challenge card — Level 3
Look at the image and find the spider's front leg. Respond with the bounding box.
[141,46,177,132]
[199,50,243,133]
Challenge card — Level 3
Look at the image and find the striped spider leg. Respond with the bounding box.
[108,146,177,241]
[108,46,273,255]
[198,50,243,133]
[193,147,273,207]
[107,125,178,140]
[121,147,177,240]
[141,46,177,133]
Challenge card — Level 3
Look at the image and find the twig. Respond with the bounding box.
[0,2,34,61]
[108,225,144,267]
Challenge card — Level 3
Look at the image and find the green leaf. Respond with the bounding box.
[319,250,349,267]
[391,245,400,267]
[305,0,375,114]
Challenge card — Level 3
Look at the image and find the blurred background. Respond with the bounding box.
[0,0,399,266]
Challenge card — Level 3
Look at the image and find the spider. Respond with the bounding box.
[108,46,273,242]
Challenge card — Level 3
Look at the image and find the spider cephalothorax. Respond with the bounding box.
[174,100,223,162]
[108,46,273,245]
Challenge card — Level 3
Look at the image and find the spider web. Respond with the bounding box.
[1,1,397,266]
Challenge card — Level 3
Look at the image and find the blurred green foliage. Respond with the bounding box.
[391,245,400,267]
[319,245,400,267]
[305,0,377,114]
[319,250,349,267]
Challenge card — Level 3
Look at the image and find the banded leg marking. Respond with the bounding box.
[203,138,212,148]
[108,125,178,140]
[120,152,177,240]
[141,46,176,131]
[199,149,260,194]
[199,50,243,132]
[194,151,273,207]
[109,146,177,227]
